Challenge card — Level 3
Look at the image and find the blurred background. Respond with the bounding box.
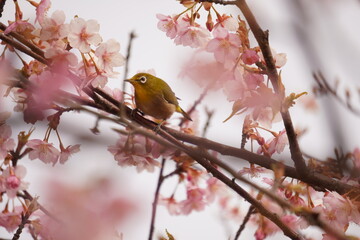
[1,0,360,239]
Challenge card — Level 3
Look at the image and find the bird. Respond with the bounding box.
[125,73,192,122]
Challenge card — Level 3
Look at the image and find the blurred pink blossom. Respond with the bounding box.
[180,187,207,215]
[0,124,15,159]
[353,147,360,169]
[159,196,182,215]
[0,207,22,232]
[322,192,360,228]
[178,52,226,89]
[4,20,35,35]
[35,0,51,24]
[241,49,260,65]
[205,177,225,203]
[108,135,164,173]
[36,179,135,240]
[222,68,247,102]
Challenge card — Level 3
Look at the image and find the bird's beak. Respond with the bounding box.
[124,78,133,83]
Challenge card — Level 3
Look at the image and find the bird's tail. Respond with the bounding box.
[176,106,192,121]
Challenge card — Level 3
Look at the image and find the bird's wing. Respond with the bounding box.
[161,84,179,106]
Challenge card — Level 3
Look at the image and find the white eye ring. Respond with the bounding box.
[139,76,147,83]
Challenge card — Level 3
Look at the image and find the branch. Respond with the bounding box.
[234,205,255,240]
[235,0,308,177]
[0,0,6,18]
[0,23,45,58]
[313,71,360,117]
[0,33,48,64]
[148,158,166,240]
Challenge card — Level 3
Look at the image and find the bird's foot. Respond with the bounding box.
[131,108,144,118]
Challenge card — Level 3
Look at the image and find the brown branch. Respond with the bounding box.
[0,33,48,64]
[0,22,45,58]
[199,0,309,177]
[201,107,214,137]
[235,0,308,177]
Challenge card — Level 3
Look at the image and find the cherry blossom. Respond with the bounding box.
[267,129,288,155]
[0,124,15,159]
[206,27,241,68]
[1,165,29,198]
[238,165,268,178]
[74,62,108,89]
[241,49,260,65]
[205,177,225,203]
[27,139,60,165]
[174,20,210,48]
[253,107,276,129]
[222,68,247,102]
[95,39,125,74]
[68,18,102,53]
[352,147,360,169]
[258,129,288,156]
[35,0,52,24]
[180,187,207,215]
[159,196,182,215]
[0,207,22,232]
[244,71,264,90]
[259,48,287,68]
[108,135,161,173]
[156,14,178,39]
[44,40,78,69]
[214,14,238,31]
[40,10,69,41]
[59,144,81,164]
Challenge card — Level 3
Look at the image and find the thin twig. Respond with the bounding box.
[148,158,167,240]
[121,31,136,118]
[234,205,255,240]
[313,71,360,116]
[0,0,6,18]
[22,191,62,224]
[202,107,214,137]
[179,85,209,127]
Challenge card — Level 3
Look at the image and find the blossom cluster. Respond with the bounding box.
[157,2,289,156]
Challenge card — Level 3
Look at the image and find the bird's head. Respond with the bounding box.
[125,73,156,88]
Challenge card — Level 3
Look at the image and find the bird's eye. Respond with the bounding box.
[139,76,147,84]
